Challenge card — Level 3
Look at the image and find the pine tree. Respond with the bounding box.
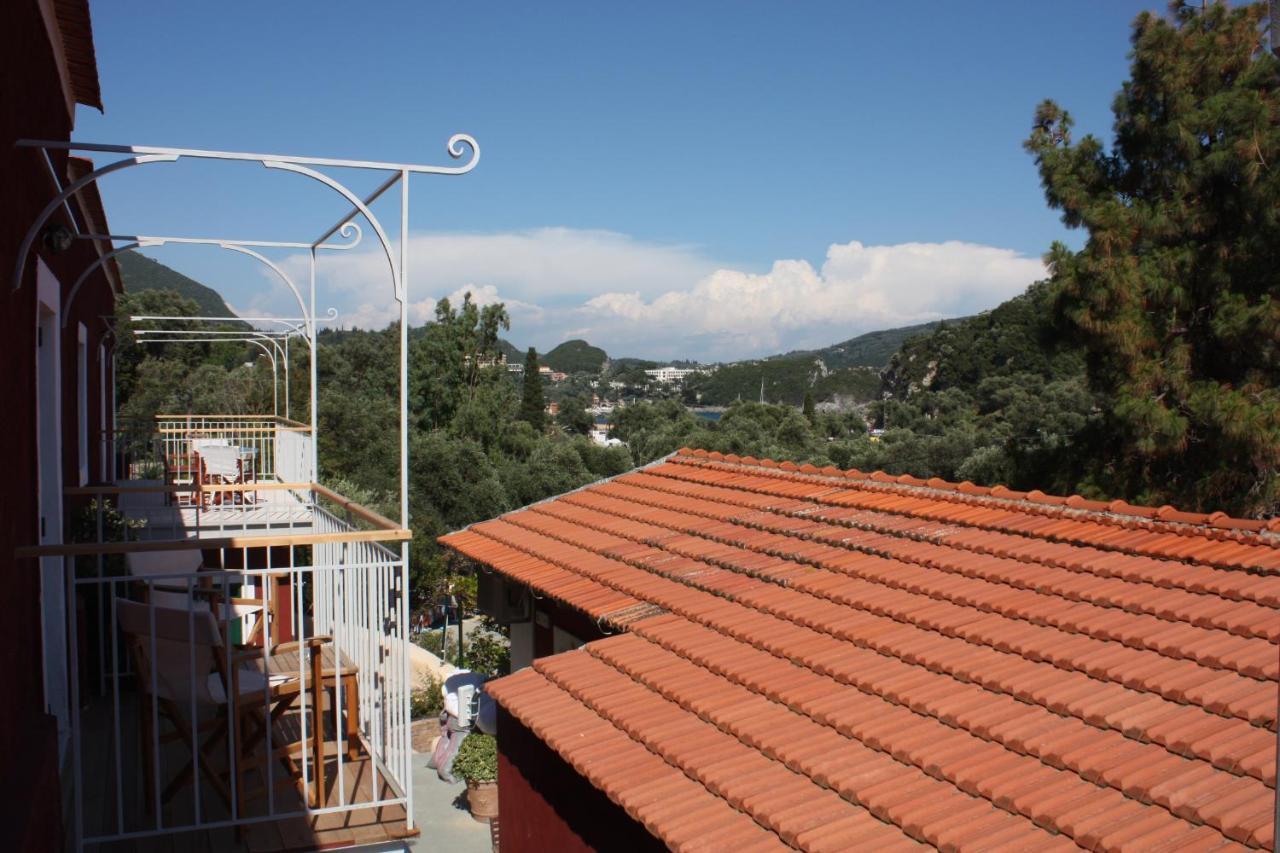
[802,390,816,425]
[519,347,546,432]
[1025,1,1280,516]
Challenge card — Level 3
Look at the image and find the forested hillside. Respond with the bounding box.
[881,281,1081,397]
[684,357,880,406]
[780,319,949,370]
[615,283,1098,494]
[118,250,245,322]
[112,290,273,431]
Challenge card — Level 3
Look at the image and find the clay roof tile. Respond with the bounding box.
[451,452,1279,850]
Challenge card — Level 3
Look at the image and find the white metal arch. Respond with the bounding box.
[133,324,309,418]
[60,228,360,328]
[263,160,404,301]
[60,240,153,324]
[11,154,178,292]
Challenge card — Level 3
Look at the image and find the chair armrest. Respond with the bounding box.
[231,650,269,666]
[269,636,333,655]
[151,582,212,597]
[152,585,263,606]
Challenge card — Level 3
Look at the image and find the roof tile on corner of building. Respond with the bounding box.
[54,0,104,112]
[437,447,684,546]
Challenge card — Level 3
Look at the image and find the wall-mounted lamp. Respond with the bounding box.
[42,223,74,254]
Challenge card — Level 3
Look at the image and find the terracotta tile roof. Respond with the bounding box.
[442,449,1280,851]
[53,0,103,111]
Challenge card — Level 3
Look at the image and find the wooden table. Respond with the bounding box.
[239,644,362,762]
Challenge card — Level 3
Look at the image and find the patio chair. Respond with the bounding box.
[171,439,228,503]
[127,550,269,646]
[116,599,357,814]
[194,444,245,507]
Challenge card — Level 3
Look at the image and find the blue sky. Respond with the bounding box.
[79,0,1155,360]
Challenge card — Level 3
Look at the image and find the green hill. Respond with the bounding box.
[543,339,608,374]
[686,358,881,407]
[497,338,523,363]
[117,250,244,322]
[777,320,953,370]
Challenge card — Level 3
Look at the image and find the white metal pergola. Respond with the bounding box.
[16,132,479,539]
[134,326,298,418]
[15,135,481,848]
[130,311,343,419]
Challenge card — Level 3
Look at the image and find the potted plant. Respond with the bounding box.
[452,732,498,822]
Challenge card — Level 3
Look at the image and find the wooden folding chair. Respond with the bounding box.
[127,550,270,647]
[115,599,252,811]
[116,599,354,815]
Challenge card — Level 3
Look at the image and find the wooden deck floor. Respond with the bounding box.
[79,691,417,852]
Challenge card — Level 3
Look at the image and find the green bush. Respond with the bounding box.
[410,674,444,719]
[414,619,510,676]
[452,732,497,783]
[464,624,510,677]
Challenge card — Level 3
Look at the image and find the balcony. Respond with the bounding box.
[105,414,320,539]
[26,414,417,850]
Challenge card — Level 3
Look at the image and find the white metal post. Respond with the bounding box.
[399,170,414,831]
[309,248,319,483]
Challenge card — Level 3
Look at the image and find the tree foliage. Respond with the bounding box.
[1026,1,1280,515]
[113,290,272,432]
[518,347,546,432]
[556,395,593,436]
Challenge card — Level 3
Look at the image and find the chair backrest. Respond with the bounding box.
[126,549,203,578]
[116,599,226,708]
[197,445,242,479]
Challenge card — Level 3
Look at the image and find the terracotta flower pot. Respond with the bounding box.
[466,779,498,822]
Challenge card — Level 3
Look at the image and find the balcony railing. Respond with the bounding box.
[103,414,314,486]
[30,415,417,849]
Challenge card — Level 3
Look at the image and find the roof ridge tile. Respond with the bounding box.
[670,452,1280,548]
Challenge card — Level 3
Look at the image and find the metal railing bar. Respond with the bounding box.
[110,585,124,836]
[187,577,202,826]
[20,527,411,558]
[67,556,85,849]
[147,593,162,826]
[265,546,276,817]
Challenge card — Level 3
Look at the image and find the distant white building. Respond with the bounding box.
[589,422,622,447]
[644,365,704,383]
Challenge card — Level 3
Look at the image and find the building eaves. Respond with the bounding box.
[53,0,103,112]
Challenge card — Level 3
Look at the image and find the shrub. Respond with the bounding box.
[452,732,497,783]
[410,673,444,719]
[464,626,510,677]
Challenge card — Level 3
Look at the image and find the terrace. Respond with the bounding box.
[16,136,481,851]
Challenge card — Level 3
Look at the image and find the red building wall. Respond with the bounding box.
[0,1,115,848]
[495,705,665,853]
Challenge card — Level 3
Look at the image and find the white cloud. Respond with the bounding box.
[576,241,1045,359]
[293,227,717,305]
[250,229,1044,361]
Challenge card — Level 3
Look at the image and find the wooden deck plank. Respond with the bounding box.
[79,691,412,852]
